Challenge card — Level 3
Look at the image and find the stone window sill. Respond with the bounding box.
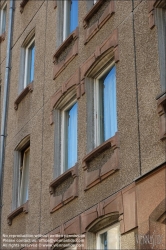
[83,0,115,44]
[82,132,119,190]
[20,0,29,13]
[156,91,166,140]
[14,82,33,110]
[7,201,28,225]
[53,28,79,79]
[49,165,78,213]
[83,0,104,28]
[0,32,5,43]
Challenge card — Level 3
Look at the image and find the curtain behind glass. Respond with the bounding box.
[67,103,78,168]
[103,66,117,140]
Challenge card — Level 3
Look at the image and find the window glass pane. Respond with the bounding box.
[67,103,77,169]
[30,43,35,82]
[20,148,30,205]
[103,66,117,140]
[100,232,107,250]
[70,0,78,33]
[97,223,120,250]
[26,41,35,85]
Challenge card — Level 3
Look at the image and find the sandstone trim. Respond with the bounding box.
[7,201,28,226]
[14,82,33,110]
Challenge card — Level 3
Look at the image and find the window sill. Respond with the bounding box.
[83,0,103,28]
[20,0,29,13]
[7,201,28,226]
[0,32,5,43]
[49,165,78,213]
[82,132,119,190]
[156,91,166,140]
[53,28,79,79]
[83,0,115,44]
[14,82,33,110]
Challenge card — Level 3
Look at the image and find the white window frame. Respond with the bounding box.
[63,0,70,41]
[19,147,30,206]
[93,0,98,4]
[94,62,116,147]
[0,1,7,35]
[61,99,78,174]
[23,36,35,88]
[96,223,120,250]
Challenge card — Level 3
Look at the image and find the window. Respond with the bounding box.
[96,223,120,250]
[12,136,30,210]
[94,65,117,147]
[63,0,78,41]
[23,37,35,88]
[19,147,30,205]
[0,1,7,35]
[61,101,78,172]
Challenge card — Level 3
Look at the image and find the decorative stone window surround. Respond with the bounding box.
[156,91,166,140]
[83,0,115,44]
[14,82,33,110]
[53,27,79,79]
[148,0,166,29]
[83,133,119,190]
[80,29,119,190]
[20,0,29,13]
[50,70,81,213]
[52,184,136,250]
[7,200,28,226]
[50,69,83,125]
[21,183,137,249]
[49,165,78,213]
[80,28,119,85]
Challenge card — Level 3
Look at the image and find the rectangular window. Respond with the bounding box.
[61,102,78,172]
[63,0,78,41]
[0,2,7,35]
[24,37,35,88]
[94,65,117,147]
[19,147,30,205]
[96,223,120,250]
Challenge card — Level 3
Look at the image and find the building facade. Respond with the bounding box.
[0,0,166,249]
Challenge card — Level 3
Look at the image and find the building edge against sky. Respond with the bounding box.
[0,0,166,249]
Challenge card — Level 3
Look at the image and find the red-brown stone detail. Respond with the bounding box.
[156,92,166,140]
[83,133,120,191]
[14,82,33,110]
[50,69,80,124]
[7,200,28,226]
[64,215,81,235]
[53,28,79,79]
[83,0,115,44]
[148,0,166,29]
[122,183,137,233]
[20,0,29,13]
[81,29,119,81]
[83,0,104,28]
[81,205,98,233]
[49,165,78,213]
